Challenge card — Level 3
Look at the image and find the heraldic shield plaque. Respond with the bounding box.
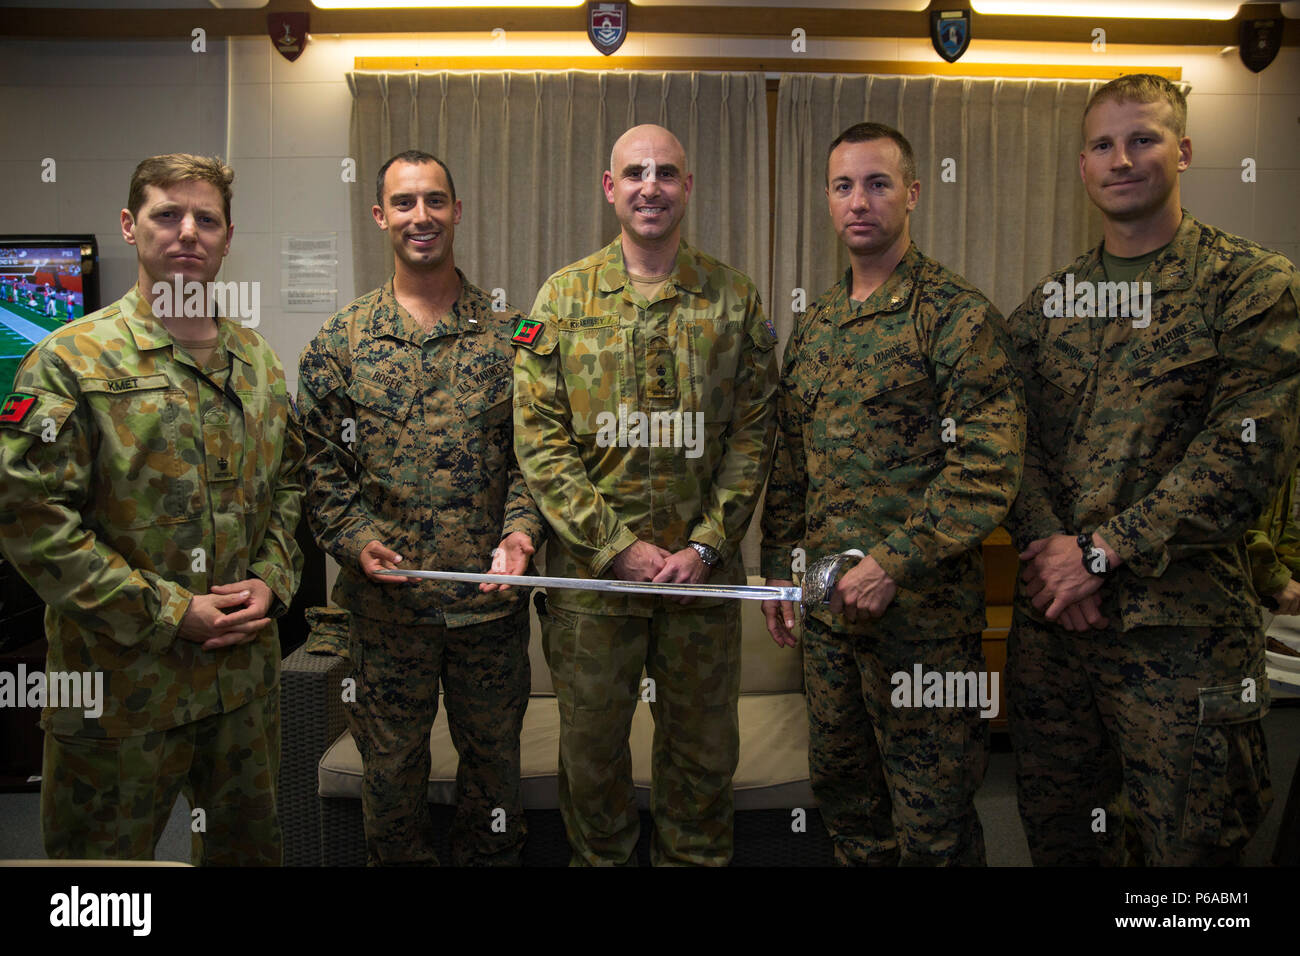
[268,12,309,63]
[931,9,971,64]
[588,2,628,56]
[1239,18,1281,74]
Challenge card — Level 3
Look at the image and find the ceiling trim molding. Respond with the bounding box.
[353,56,1184,79]
[0,1,1294,44]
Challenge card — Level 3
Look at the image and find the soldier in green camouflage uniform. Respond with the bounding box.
[513,125,778,865]
[0,154,303,865]
[1002,75,1300,865]
[760,123,1024,865]
[1244,469,1300,866]
[298,151,544,866]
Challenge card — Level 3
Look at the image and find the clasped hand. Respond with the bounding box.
[613,539,709,605]
[178,577,274,651]
[1019,533,1114,632]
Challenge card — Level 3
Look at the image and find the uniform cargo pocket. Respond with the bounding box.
[1180,681,1271,847]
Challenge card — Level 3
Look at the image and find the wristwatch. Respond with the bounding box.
[1077,532,1106,575]
[688,541,720,568]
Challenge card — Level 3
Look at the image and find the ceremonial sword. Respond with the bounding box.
[374,549,864,608]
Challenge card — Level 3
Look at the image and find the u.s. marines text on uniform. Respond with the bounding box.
[1002,75,1300,866]
[761,123,1025,865]
[298,151,544,866]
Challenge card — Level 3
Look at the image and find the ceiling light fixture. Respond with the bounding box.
[312,1,586,9]
[972,0,1239,18]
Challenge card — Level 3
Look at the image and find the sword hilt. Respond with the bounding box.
[799,548,866,607]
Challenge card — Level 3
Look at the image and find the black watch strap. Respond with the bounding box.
[1078,532,1106,575]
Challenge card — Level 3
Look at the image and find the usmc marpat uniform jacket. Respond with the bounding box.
[1003,212,1300,630]
[0,286,303,737]
[297,274,544,626]
[760,243,1025,636]
[512,238,779,616]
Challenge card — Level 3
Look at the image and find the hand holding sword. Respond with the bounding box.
[762,548,884,647]
[359,540,413,583]
[477,531,536,593]
[360,532,535,590]
[377,548,866,628]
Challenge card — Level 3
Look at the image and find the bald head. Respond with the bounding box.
[608,124,688,180]
[603,124,693,250]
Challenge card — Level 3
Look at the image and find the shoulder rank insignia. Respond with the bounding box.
[0,392,36,425]
[511,318,544,346]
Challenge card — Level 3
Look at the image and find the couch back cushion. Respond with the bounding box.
[527,578,803,695]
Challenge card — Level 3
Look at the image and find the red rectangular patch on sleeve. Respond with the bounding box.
[0,392,36,425]
[511,318,543,346]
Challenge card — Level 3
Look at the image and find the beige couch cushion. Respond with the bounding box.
[319,692,815,811]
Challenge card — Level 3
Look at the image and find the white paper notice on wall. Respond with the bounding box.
[281,233,338,312]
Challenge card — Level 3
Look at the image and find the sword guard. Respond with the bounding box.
[800,548,866,607]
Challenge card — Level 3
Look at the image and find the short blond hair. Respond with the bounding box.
[1082,74,1187,140]
[128,154,234,224]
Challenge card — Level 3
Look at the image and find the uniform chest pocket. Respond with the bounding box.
[685,318,744,422]
[458,372,512,423]
[837,353,941,470]
[233,388,283,508]
[1028,351,1091,457]
[1033,351,1090,398]
[84,376,197,528]
[345,375,417,470]
[233,388,284,455]
[559,317,629,436]
[1127,329,1218,393]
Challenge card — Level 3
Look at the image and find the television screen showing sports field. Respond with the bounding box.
[0,242,94,394]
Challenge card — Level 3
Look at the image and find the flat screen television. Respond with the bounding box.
[0,235,100,394]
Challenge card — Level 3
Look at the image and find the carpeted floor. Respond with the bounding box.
[2,702,1295,866]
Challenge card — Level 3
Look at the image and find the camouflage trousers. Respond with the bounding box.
[346,610,529,866]
[41,687,281,865]
[802,616,989,866]
[542,600,741,866]
[1007,611,1272,866]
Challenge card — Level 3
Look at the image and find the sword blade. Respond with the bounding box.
[374,568,801,603]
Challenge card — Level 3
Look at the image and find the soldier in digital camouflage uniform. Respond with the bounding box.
[1002,75,1300,865]
[298,150,544,866]
[760,123,1025,866]
[0,154,303,865]
[512,124,778,866]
